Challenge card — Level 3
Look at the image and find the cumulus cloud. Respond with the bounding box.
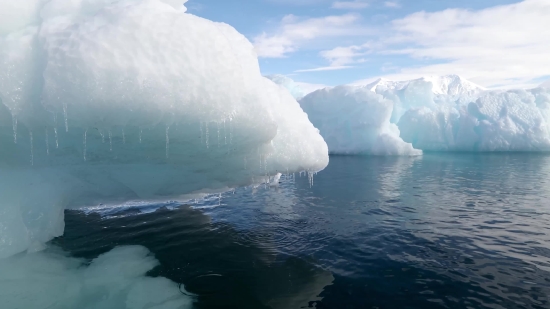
[253,14,364,58]
[325,0,550,88]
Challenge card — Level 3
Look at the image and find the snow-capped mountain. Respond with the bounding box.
[364,75,486,97]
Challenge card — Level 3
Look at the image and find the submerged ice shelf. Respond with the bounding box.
[0,0,328,258]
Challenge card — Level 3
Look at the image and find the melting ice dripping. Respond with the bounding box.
[83,129,87,161]
[29,130,33,165]
[12,115,17,144]
[165,126,170,158]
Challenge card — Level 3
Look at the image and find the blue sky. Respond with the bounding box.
[186,0,549,89]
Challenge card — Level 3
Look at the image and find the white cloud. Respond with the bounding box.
[321,0,550,88]
[384,1,400,8]
[253,14,364,58]
[332,1,369,9]
[295,66,354,72]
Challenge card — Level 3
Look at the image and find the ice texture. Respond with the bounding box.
[0,0,328,258]
[0,245,193,308]
[300,74,550,154]
[300,85,421,155]
[399,88,550,151]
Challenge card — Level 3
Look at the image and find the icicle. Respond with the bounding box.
[139,128,142,143]
[83,129,87,161]
[63,103,68,132]
[29,131,34,166]
[217,122,220,147]
[165,126,170,158]
[45,129,49,155]
[122,128,126,144]
[223,119,227,145]
[108,130,113,151]
[200,121,203,145]
[229,118,233,145]
[12,115,17,143]
[54,128,59,148]
[205,122,209,149]
[99,130,105,143]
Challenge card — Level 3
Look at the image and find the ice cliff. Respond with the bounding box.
[0,0,328,257]
[299,74,550,154]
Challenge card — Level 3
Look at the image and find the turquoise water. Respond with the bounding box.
[57,154,550,308]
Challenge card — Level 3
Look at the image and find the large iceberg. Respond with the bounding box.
[399,88,550,151]
[300,85,421,156]
[0,0,328,257]
[300,74,550,153]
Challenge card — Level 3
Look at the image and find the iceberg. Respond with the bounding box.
[299,85,421,156]
[0,245,193,309]
[399,88,550,151]
[300,74,550,153]
[0,0,328,257]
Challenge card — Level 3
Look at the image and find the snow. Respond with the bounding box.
[541,79,550,88]
[0,0,328,258]
[300,85,421,156]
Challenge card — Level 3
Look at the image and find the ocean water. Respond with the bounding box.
[55,154,550,309]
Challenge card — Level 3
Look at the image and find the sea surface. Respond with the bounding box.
[55,154,550,309]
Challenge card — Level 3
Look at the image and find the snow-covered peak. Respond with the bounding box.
[540,79,550,88]
[365,75,485,96]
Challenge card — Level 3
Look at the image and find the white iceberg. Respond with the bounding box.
[299,85,421,156]
[0,245,193,309]
[301,74,550,154]
[399,88,550,151]
[0,0,328,257]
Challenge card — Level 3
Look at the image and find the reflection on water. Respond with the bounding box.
[58,153,550,308]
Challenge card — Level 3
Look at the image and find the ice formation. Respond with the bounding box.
[398,87,550,151]
[301,74,550,153]
[0,246,193,309]
[300,85,421,155]
[0,0,328,257]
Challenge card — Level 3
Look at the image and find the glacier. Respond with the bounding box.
[298,74,550,154]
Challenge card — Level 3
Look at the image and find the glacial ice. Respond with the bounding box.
[300,74,550,154]
[0,0,328,257]
[399,87,550,151]
[0,245,193,309]
[299,85,421,156]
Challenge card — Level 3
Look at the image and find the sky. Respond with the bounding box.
[186,0,550,89]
